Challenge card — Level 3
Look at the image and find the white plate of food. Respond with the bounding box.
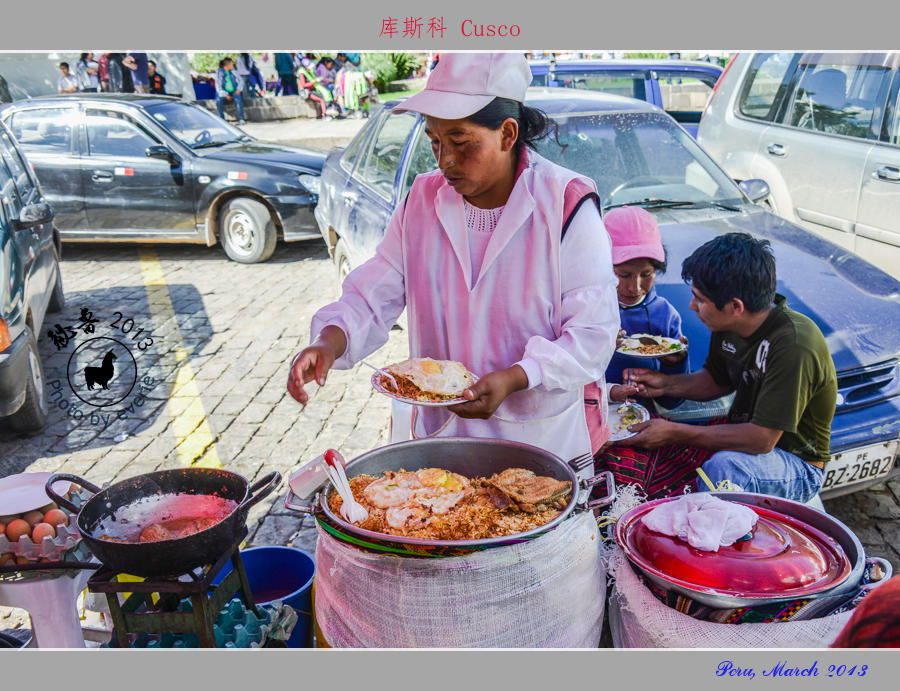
[607,401,650,442]
[370,358,478,407]
[616,333,687,359]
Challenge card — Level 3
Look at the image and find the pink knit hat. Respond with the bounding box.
[604,206,666,265]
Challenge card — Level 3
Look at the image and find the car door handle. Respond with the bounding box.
[91,170,114,182]
[875,166,900,182]
[766,143,787,157]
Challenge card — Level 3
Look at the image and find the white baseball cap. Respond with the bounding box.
[394,52,531,120]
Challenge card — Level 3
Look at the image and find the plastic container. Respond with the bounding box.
[213,546,315,648]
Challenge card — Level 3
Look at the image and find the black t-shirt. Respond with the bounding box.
[704,295,837,464]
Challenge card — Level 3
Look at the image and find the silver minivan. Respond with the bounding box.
[699,52,900,277]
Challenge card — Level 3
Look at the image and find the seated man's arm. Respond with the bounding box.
[619,418,782,454]
[626,367,732,401]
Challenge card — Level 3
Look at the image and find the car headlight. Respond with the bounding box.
[653,393,736,422]
[298,173,321,195]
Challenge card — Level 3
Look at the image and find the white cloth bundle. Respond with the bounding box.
[641,493,758,552]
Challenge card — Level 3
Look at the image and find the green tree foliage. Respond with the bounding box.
[361,53,424,92]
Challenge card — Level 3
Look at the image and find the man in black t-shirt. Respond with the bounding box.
[620,233,836,502]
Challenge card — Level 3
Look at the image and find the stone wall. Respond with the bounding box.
[196,95,319,122]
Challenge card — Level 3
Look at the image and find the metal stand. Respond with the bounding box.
[87,528,257,648]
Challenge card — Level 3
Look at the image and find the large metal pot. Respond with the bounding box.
[285,437,614,553]
[615,492,864,609]
[45,469,281,578]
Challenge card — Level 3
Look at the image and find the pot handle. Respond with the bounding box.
[238,471,282,514]
[284,490,318,516]
[578,470,615,511]
[44,473,102,513]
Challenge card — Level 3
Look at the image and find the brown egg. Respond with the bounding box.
[0,553,14,566]
[5,519,31,542]
[0,515,17,524]
[15,556,30,565]
[0,522,6,538]
[31,523,56,542]
[40,502,58,513]
[22,510,44,526]
[43,509,68,528]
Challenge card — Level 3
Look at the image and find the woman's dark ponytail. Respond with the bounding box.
[466,97,557,150]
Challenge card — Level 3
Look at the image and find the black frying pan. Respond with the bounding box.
[45,468,280,578]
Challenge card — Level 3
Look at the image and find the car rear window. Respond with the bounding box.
[547,69,647,100]
[738,53,796,121]
[356,111,417,200]
[656,71,717,116]
[781,53,893,140]
[8,108,75,153]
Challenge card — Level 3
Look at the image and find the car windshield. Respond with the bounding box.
[534,110,744,210]
[145,101,248,149]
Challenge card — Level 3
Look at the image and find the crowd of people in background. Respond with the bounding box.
[58,53,168,95]
[272,52,378,120]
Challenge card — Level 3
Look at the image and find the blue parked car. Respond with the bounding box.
[529,59,723,137]
[314,88,900,500]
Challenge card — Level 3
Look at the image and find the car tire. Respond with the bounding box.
[47,247,65,313]
[219,197,277,264]
[333,238,351,290]
[5,328,48,434]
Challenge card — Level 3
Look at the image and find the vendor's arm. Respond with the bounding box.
[517,201,620,392]
[618,418,782,454]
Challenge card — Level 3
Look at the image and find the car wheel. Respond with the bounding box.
[5,328,48,433]
[47,246,65,313]
[219,197,277,264]
[334,238,352,288]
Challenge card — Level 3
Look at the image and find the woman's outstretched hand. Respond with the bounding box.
[287,326,347,406]
[447,365,528,420]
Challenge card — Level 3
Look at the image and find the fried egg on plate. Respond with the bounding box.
[387,358,475,397]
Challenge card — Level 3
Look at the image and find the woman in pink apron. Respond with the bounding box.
[287,53,619,477]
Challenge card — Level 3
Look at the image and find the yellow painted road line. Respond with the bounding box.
[138,247,221,468]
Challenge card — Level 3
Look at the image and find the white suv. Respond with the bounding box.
[699,52,900,277]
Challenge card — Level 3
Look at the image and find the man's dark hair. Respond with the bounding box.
[59,62,69,70]
[148,60,156,67]
[681,232,776,312]
[222,56,233,66]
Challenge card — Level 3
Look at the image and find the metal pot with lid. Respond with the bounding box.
[614,492,865,609]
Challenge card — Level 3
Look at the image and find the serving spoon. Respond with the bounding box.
[322,449,368,524]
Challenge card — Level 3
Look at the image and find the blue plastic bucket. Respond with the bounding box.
[213,546,316,648]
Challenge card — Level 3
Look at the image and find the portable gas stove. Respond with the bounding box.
[87,528,257,648]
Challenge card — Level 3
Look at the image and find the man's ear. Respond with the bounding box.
[730,297,746,318]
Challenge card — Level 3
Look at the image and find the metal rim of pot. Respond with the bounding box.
[44,469,281,578]
[285,437,615,549]
[614,491,865,609]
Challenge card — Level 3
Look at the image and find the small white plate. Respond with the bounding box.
[370,372,477,407]
[616,335,687,359]
[0,472,73,516]
[607,402,650,442]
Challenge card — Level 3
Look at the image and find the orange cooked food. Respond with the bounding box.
[327,467,572,540]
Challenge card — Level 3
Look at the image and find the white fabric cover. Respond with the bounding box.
[606,547,852,648]
[315,512,605,648]
[641,493,759,552]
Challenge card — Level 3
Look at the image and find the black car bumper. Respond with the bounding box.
[0,330,30,417]
[266,195,321,242]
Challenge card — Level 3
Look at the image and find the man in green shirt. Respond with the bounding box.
[621,232,836,502]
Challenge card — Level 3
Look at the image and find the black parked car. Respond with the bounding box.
[0,119,64,432]
[0,94,325,263]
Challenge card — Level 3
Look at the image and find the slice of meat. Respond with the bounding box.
[139,523,174,542]
[488,468,572,507]
[363,472,423,509]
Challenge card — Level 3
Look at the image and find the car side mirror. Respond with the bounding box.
[738,178,770,203]
[146,144,178,164]
[13,201,54,231]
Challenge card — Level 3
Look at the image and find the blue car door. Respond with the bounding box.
[343,110,419,266]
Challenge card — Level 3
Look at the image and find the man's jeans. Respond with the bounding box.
[697,447,824,503]
[216,93,245,121]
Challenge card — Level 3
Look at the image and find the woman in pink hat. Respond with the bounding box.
[287,52,620,477]
[583,206,688,454]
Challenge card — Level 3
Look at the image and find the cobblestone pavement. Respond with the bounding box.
[1,236,898,638]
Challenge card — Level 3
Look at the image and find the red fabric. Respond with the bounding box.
[831,575,900,648]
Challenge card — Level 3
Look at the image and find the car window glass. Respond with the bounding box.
[8,108,75,153]
[739,53,795,121]
[0,128,35,202]
[656,72,716,112]
[146,102,242,148]
[550,70,647,100]
[358,111,418,199]
[401,124,437,197]
[889,79,900,145]
[537,111,740,207]
[86,109,159,158]
[0,148,22,217]
[783,54,892,138]
[340,119,371,173]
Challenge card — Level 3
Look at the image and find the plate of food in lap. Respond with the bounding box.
[616,333,687,358]
[607,401,650,442]
[370,358,478,406]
